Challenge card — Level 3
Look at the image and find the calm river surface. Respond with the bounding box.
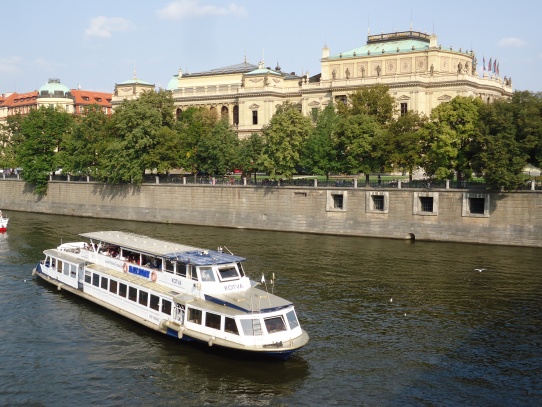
[0,212,540,406]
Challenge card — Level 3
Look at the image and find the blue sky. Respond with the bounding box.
[1,0,539,94]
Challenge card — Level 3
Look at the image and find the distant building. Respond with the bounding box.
[0,78,112,121]
[111,74,155,108]
[164,30,512,138]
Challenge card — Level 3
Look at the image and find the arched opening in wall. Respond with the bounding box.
[233,105,239,125]
[209,106,217,119]
[221,106,228,121]
[407,233,415,241]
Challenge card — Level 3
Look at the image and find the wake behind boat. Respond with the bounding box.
[33,231,309,359]
[0,210,8,232]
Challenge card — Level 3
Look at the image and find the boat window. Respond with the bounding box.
[164,259,175,274]
[188,308,202,324]
[189,265,198,281]
[286,310,299,330]
[85,270,91,284]
[175,263,187,277]
[150,294,160,311]
[63,262,70,276]
[128,286,137,302]
[217,265,239,281]
[119,283,127,298]
[205,312,221,329]
[57,260,63,273]
[162,299,172,316]
[236,262,246,277]
[109,279,118,294]
[139,290,148,307]
[264,316,287,334]
[200,267,215,282]
[92,273,100,287]
[100,276,108,290]
[225,317,239,335]
[240,319,262,336]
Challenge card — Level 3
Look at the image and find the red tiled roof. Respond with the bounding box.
[71,89,112,107]
[1,91,39,107]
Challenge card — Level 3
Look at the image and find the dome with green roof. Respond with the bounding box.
[167,75,178,90]
[39,78,71,97]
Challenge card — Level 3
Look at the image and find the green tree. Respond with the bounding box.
[100,90,176,183]
[237,133,264,180]
[16,106,74,194]
[196,119,239,176]
[384,112,427,181]
[300,103,339,180]
[473,100,527,190]
[421,96,483,182]
[339,84,396,125]
[176,107,218,174]
[259,102,313,179]
[508,91,542,168]
[0,114,24,170]
[335,114,385,183]
[59,104,110,177]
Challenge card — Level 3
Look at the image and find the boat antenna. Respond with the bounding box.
[221,245,234,255]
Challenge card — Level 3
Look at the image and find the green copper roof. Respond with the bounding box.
[116,77,154,86]
[39,78,70,96]
[330,38,429,59]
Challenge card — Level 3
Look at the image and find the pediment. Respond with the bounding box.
[308,101,320,106]
[248,103,260,109]
[437,94,452,101]
[396,95,410,101]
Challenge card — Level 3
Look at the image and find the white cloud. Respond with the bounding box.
[85,16,136,38]
[498,37,526,47]
[0,56,22,74]
[157,0,247,20]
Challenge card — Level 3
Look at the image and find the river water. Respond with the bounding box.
[0,212,540,406]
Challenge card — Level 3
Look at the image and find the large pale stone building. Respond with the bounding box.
[160,30,512,138]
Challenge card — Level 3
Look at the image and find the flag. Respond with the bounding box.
[483,56,486,71]
[497,62,500,75]
[488,58,492,72]
[493,60,496,73]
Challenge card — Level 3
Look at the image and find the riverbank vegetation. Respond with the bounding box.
[0,86,540,194]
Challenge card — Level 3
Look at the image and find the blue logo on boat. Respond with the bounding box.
[128,265,150,278]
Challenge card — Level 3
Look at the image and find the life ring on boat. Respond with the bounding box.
[123,262,128,273]
[151,271,157,282]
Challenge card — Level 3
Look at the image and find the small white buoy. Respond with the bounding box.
[390,298,393,303]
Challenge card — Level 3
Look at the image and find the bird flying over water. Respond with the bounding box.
[474,268,486,272]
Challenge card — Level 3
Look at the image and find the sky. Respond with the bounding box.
[1,0,540,94]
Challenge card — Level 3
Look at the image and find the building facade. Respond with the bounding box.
[0,78,112,121]
[164,30,513,138]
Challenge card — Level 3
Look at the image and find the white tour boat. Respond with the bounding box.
[0,210,8,232]
[33,231,309,360]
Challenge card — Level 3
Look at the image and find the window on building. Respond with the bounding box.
[469,197,485,214]
[400,103,408,116]
[372,195,385,211]
[252,110,258,125]
[333,194,344,209]
[233,105,239,125]
[420,196,434,212]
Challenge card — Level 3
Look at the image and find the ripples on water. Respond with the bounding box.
[0,212,540,406]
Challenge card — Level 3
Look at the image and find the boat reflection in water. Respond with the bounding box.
[33,230,309,360]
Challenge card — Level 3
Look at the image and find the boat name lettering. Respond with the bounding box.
[171,278,183,286]
[128,265,150,278]
[105,258,123,268]
[224,283,243,291]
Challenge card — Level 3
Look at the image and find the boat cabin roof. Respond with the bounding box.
[80,231,246,266]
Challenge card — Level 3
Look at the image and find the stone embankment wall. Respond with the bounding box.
[0,180,540,247]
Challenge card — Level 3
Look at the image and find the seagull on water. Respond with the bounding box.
[474,268,486,272]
